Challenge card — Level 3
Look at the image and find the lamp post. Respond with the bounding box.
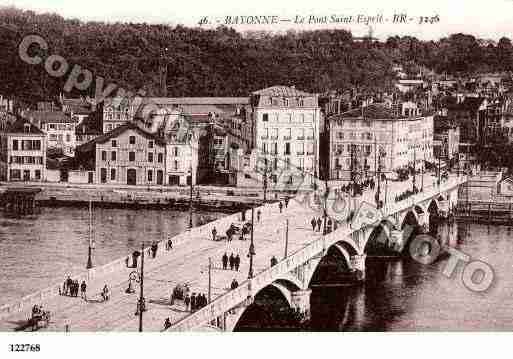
[189,164,193,230]
[136,242,145,332]
[412,145,417,193]
[86,200,94,269]
[263,159,268,203]
[248,207,256,279]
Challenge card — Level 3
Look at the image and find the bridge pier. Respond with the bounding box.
[291,289,312,322]
[350,254,366,280]
[417,213,429,233]
[389,229,405,253]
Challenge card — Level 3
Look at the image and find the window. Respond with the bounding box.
[33,140,41,150]
[129,151,135,161]
[174,147,179,156]
[285,142,291,155]
[10,169,21,180]
[298,97,304,107]
[147,170,153,182]
[34,170,41,180]
[284,98,289,107]
[111,169,116,181]
[12,140,18,151]
[111,151,116,161]
[112,140,117,147]
[337,131,344,140]
[101,151,106,161]
[66,134,71,142]
[158,153,163,163]
[149,140,154,149]
[100,168,107,183]
[129,136,136,144]
[174,160,179,170]
[262,113,269,122]
[148,152,153,162]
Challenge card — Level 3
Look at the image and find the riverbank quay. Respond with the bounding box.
[0,182,283,212]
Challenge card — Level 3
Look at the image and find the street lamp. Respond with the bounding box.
[248,207,256,279]
[86,200,94,269]
[135,242,146,332]
[189,164,193,230]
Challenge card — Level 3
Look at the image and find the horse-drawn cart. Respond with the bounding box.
[28,309,50,331]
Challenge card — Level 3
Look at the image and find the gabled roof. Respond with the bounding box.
[76,122,165,153]
[5,116,45,135]
[252,86,315,97]
[330,103,404,120]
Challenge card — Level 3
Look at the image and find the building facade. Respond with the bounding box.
[327,103,434,181]
[0,118,46,182]
[75,122,166,186]
[250,86,321,189]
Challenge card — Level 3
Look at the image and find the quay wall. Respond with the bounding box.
[0,197,284,321]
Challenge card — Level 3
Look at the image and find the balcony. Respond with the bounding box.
[284,136,292,141]
[307,136,314,140]
[297,136,305,140]
[307,151,314,155]
[270,136,278,140]
[297,151,304,155]
[284,151,291,156]
[261,136,268,140]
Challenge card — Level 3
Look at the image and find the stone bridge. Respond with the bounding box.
[170,175,465,331]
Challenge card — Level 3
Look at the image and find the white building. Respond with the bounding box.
[249,86,321,189]
[102,97,137,133]
[0,117,46,182]
[328,102,434,181]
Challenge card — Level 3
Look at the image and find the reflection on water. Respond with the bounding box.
[311,220,513,331]
[0,206,227,305]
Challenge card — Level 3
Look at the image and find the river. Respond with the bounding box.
[0,206,227,306]
[310,220,513,331]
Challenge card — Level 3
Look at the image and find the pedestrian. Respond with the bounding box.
[151,242,158,258]
[279,201,283,213]
[327,218,333,233]
[257,209,261,222]
[235,254,240,271]
[212,227,217,241]
[229,253,235,270]
[316,217,322,232]
[167,239,173,250]
[311,217,316,231]
[184,294,191,312]
[80,280,87,301]
[191,293,197,312]
[271,256,278,267]
[102,284,110,301]
[230,279,239,290]
[62,278,67,296]
[285,197,289,208]
[222,252,228,270]
[164,318,171,329]
[66,276,72,296]
[73,280,79,297]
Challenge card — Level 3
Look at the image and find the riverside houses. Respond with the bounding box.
[0,117,46,181]
[75,122,166,186]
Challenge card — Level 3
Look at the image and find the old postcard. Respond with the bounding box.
[0,0,512,357]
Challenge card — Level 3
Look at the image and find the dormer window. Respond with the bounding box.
[298,97,304,107]
[23,123,30,133]
[284,98,289,107]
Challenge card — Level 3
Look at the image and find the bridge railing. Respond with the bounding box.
[170,175,467,331]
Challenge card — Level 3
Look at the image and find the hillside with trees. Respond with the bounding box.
[1,7,513,105]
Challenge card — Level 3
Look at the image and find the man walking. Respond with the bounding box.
[235,254,240,271]
[257,209,261,222]
[229,253,235,271]
[285,197,289,208]
[311,217,316,231]
[222,252,228,270]
[184,294,191,312]
[316,217,322,232]
[212,227,217,241]
[191,293,197,312]
[80,280,87,301]
[279,201,283,213]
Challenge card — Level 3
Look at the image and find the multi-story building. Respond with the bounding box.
[327,102,434,181]
[0,117,46,181]
[165,119,198,186]
[23,111,78,156]
[434,118,460,162]
[75,122,166,186]
[249,86,321,189]
[102,97,137,133]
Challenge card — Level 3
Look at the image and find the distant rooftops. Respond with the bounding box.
[23,110,75,124]
[5,116,45,135]
[252,85,315,97]
[329,103,432,121]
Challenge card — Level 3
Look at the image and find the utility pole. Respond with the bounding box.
[248,207,255,279]
[189,165,193,229]
[438,152,441,187]
[412,145,417,193]
[284,219,289,259]
[208,257,212,303]
[263,160,268,203]
[138,242,144,332]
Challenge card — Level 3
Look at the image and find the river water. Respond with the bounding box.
[310,220,513,331]
[0,206,227,306]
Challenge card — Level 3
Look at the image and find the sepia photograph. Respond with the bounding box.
[0,0,513,356]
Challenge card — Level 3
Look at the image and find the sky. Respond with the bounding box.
[1,0,513,41]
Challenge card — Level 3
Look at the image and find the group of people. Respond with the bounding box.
[230,278,239,290]
[310,216,337,233]
[278,197,290,213]
[183,292,208,312]
[62,276,87,300]
[222,252,240,271]
[395,186,421,202]
[150,241,159,258]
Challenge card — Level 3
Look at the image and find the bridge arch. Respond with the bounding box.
[231,278,300,331]
[363,218,396,255]
[401,210,419,229]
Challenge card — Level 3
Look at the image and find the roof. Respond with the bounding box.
[5,117,45,135]
[62,98,92,114]
[105,97,249,108]
[252,86,315,97]
[23,111,75,124]
[76,122,165,153]
[329,103,406,120]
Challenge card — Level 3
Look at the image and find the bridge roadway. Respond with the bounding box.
[0,172,461,331]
